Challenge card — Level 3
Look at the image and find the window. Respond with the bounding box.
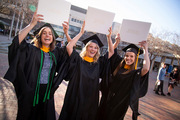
[71,18,74,21]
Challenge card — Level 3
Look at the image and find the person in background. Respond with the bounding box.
[155,62,167,96]
[177,65,180,84]
[4,10,69,120]
[56,40,64,47]
[167,67,178,96]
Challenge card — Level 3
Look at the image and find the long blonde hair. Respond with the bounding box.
[31,27,56,51]
[80,41,100,63]
[113,53,137,76]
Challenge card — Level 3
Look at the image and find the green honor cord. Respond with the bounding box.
[33,50,57,107]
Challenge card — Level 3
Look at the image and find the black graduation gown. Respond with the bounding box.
[4,35,69,120]
[98,49,149,120]
[59,49,108,120]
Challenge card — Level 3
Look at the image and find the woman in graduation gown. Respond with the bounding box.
[98,34,150,120]
[4,11,69,120]
[58,22,114,120]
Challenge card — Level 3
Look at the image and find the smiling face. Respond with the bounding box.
[124,52,136,65]
[85,42,99,58]
[40,27,53,47]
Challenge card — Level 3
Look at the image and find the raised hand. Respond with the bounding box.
[138,41,148,50]
[62,21,69,35]
[139,40,150,76]
[113,33,121,49]
[80,21,85,34]
[107,27,112,39]
[30,9,44,26]
[115,33,121,44]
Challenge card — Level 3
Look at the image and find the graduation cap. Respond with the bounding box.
[122,44,143,69]
[82,34,104,48]
[122,44,143,55]
[33,23,59,39]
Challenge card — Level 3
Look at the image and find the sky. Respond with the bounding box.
[66,0,180,35]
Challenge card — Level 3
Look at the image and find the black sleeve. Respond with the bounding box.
[99,52,109,78]
[7,35,28,65]
[99,52,112,94]
[4,35,29,82]
[54,46,69,73]
[63,49,81,81]
[130,69,149,120]
[52,46,70,88]
[99,50,123,92]
[139,71,149,97]
[109,49,123,73]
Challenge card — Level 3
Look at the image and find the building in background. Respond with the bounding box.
[0,3,179,70]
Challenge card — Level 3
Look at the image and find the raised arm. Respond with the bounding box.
[113,33,120,49]
[62,21,71,43]
[139,41,150,76]
[18,10,43,44]
[107,27,114,58]
[63,21,85,56]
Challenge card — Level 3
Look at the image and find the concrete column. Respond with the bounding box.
[15,8,22,36]
[19,11,24,31]
[171,58,174,66]
[160,56,166,63]
[150,59,155,72]
[9,9,16,40]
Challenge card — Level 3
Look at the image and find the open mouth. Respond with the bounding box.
[90,51,95,54]
[44,38,51,41]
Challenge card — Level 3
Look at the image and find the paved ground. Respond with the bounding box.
[0,34,180,120]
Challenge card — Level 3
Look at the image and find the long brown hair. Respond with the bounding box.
[31,27,56,51]
[113,53,137,76]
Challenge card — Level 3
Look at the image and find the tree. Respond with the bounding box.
[0,0,39,36]
[147,30,180,72]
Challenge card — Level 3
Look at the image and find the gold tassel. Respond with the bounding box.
[135,48,140,69]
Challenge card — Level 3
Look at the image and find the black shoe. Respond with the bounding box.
[167,92,171,96]
[161,93,166,96]
[155,91,160,95]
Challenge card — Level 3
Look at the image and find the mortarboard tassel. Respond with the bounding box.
[135,48,140,70]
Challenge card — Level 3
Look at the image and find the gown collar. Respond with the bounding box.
[124,64,131,70]
[83,56,94,62]
[41,45,50,53]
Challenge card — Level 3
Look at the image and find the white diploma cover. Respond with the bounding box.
[85,6,115,35]
[120,19,151,44]
[37,0,71,26]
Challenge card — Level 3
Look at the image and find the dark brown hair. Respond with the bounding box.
[31,27,56,51]
[113,54,137,76]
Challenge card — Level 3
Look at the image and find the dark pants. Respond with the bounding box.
[156,80,164,94]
